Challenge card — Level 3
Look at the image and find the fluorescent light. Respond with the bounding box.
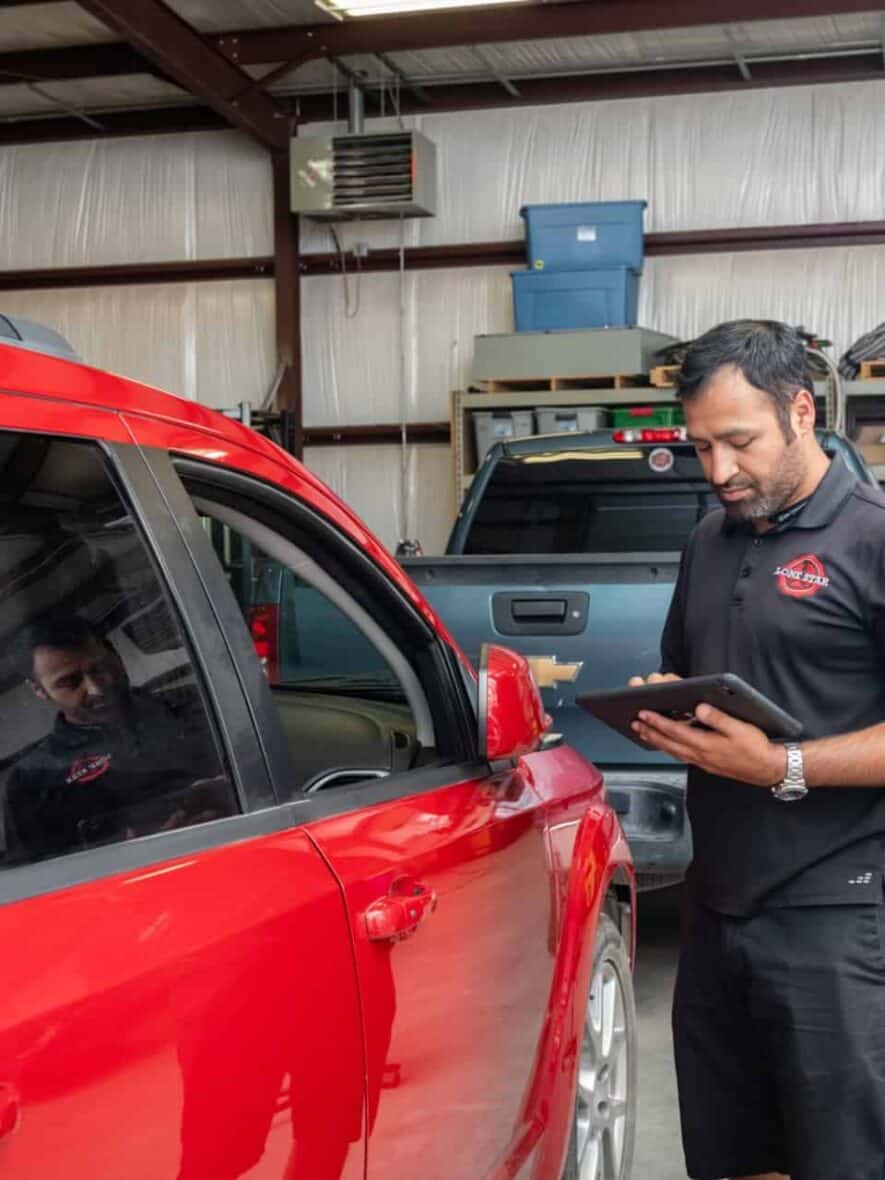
[317,0,527,17]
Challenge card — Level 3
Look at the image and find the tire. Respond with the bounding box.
[561,912,637,1180]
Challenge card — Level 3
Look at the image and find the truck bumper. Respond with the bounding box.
[602,770,692,888]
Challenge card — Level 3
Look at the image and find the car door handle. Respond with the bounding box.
[511,598,567,622]
[365,877,437,943]
[492,591,589,636]
[0,1083,21,1139]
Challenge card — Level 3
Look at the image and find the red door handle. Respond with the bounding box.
[0,1083,21,1139]
[365,877,438,943]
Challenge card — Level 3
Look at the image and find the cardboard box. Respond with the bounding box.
[854,425,885,466]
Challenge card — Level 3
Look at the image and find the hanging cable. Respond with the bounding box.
[329,224,361,320]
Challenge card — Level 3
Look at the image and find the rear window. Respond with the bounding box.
[462,446,717,555]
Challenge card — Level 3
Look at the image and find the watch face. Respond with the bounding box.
[773,784,808,803]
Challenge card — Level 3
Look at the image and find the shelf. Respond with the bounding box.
[842,380,885,399]
[461,386,677,409]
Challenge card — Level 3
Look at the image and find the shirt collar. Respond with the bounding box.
[721,453,856,536]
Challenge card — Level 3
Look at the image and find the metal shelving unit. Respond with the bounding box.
[452,384,680,496]
[452,379,885,499]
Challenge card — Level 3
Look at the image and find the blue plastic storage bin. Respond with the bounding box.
[511,267,639,332]
[521,200,646,272]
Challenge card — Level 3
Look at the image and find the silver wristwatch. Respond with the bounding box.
[771,742,808,803]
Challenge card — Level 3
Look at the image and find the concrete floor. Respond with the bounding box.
[633,885,689,1180]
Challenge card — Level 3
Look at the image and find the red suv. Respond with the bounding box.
[0,325,636,1180]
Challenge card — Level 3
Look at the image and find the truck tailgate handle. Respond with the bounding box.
[511,598,567,622]
[492,591,589,637]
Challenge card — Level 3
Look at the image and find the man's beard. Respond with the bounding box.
[715,446,805,521]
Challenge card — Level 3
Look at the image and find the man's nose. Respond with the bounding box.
[82,675,104,698]
[709,448,739,487]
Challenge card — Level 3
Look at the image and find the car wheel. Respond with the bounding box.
[561,912,637,1180]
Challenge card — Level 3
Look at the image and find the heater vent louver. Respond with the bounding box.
[291,131,437,221]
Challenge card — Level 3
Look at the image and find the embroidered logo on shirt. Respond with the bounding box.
[774,554,830,598]
[66,753,112,785]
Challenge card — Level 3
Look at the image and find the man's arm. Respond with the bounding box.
[632,705,885,789]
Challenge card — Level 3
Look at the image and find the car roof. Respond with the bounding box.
[0,339,316,475]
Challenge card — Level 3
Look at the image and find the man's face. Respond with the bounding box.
[683,365,810,522]
[30,637,130,726]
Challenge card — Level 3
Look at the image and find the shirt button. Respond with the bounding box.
[753,538,761,547]
[740,565,751,578]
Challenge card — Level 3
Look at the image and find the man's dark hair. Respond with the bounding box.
[676,320,814,441]
[17,615,106,680]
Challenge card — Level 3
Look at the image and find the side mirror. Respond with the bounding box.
[478,643,552,762]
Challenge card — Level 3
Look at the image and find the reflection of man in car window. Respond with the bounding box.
[5,615,230,863]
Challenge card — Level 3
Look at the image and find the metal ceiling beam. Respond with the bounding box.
[214,0,880,66]
[290,49,885,118]
[76,0,290,149]
[0,44,149,88]
[0,44,881,145]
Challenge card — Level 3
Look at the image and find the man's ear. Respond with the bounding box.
[27,678,48,703]
[792,388,816,437]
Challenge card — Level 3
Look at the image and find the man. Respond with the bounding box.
[630,320,885,1180]
[5,614,230,862]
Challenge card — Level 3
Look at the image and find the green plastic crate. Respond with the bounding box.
[610,404,684,428]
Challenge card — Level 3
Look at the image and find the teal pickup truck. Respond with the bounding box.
[401,426,878,888]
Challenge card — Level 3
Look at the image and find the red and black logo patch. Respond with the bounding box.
[66,753,112,786]
[774,554,830,598]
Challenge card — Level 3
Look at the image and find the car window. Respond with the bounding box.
[194,501,437,797]
[0,433,238,867]
[463,449,716,554]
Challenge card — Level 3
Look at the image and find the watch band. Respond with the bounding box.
[771,742,808,803]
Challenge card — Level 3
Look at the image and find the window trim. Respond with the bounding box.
[192,497,437,750]
[162,455,481,795]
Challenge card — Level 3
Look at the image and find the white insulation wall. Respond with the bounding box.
[4,82,885,549]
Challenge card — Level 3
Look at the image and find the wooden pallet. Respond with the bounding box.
[649,364,680,388]
[475,373,649,393]
[858,359,885,380]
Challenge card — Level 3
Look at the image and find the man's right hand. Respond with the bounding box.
[628,673,682,686]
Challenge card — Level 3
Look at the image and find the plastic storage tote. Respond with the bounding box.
[521,200,646,272]
[511,267,639,332]
[472,410,535,461]
[610,405,684,428]
[535,407,609,435]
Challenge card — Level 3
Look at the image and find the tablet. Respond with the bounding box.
[577,673,803,747]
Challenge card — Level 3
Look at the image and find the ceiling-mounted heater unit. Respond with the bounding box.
[290,82,436,221]
[290,130,437,221]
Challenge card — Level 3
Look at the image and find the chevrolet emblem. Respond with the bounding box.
[527,656,584,689]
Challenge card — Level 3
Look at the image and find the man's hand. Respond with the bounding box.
[628,673,682,687]
[632,702,788,787]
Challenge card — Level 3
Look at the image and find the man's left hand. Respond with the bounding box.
[632,704,787,787]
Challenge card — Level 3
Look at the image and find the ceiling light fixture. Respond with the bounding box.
[316,0,529,19]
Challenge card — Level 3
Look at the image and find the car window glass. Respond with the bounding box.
[0,433,238,867]
[463,449,715,554]
[196,509,431,798]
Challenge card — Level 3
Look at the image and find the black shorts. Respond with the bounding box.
[672,897,885,1180]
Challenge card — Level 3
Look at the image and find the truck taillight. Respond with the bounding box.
[248,604,280,684]
[612,427,688,443]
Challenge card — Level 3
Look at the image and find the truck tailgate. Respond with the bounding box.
[403,554,680,767]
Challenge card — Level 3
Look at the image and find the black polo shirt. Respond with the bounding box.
[4,691,226,863]
[661,454,885,915]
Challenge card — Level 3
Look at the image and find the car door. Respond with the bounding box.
[137,438,564,1180]
[0,402,365,1180]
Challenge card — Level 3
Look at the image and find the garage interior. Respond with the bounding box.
[2,0,885,1174]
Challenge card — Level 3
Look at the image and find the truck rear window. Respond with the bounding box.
[462,448,717,555]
